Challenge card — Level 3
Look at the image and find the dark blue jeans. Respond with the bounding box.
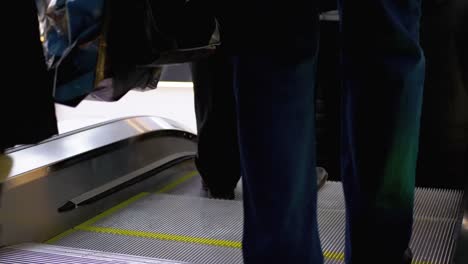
[232,1,425,263]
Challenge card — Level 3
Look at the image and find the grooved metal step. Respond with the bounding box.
[50,183,464,264]
[0,243,187,264]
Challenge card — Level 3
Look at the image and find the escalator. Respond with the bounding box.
[1,117,467,263]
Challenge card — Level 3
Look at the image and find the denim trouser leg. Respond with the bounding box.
[232,0,424,263]
[339,0,425,263]
[233,55,323,264]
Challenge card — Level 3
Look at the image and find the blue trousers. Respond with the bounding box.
[232,1,425,263]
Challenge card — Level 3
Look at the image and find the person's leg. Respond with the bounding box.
[339,0,425,263]
[191,52,241,198]
[233,55,322,263]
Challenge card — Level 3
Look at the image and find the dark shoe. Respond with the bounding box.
[209,190,235,200]
[201,181,235,200]
[402,248,413,264]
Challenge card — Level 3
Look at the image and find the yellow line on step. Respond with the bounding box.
[78,170,198,228]
[45,170,198,244]
[321,251,432,264]
[324,250,345,262]
[76,225,242,249]
[65,224,425,264]
[46,169,433,264]
[155,170,198,194]
[77,192,151,228]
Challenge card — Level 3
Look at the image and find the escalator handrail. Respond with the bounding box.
[5,115,193,155]
[3,116,197,181]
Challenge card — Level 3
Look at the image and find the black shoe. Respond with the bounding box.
[402,248,413,264]
[201,181,235,200]
[209,190,235,200]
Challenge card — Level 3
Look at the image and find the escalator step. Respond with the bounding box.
[49,183,463,264]
[0,243,187,264]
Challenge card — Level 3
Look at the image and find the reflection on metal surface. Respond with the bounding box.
[4,167,49,191]
[150,118,176,130]
[1,116,197,246]
[320,10,339,21]
[5,116,191,179]
[126,119,153,133]
[454,183,468,264]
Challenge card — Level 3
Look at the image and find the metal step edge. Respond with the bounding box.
[0,243,189,264]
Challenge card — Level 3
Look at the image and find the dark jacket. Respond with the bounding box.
[1,1,58,151]
[212,0,320,58]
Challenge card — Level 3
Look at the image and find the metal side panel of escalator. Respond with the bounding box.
[0,116,197,247]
